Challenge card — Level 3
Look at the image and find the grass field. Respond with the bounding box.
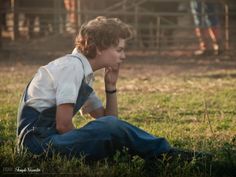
[0,54,236,177]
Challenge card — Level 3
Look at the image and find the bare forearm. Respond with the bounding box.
[105,91,118,117]
[57,123,75,134]
[56,103,75,134]
[104,65,120,117]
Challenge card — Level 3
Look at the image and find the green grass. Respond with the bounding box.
[0,60,236,177]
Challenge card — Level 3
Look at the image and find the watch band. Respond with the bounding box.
[105,89,117,94]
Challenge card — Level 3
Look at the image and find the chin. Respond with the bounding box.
[113,64,120,69]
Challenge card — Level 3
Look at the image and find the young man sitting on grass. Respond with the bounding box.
[17,16,212,165]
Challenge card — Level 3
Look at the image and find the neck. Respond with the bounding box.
[88,57,104,71]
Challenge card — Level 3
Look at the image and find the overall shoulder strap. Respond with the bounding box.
[23,80,32,102]
[67,54,86,79]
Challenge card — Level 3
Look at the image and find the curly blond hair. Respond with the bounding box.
[75,16,134,59]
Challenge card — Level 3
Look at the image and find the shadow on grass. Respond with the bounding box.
[1,139,235,177]
[172,139,236,177]
[193,73,236,79]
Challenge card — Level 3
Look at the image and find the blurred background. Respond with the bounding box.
[0,0,235,57]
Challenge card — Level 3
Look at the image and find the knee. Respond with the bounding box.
[99,116,122,130]
[100,116,119,123]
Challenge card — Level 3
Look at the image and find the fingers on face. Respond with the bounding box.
[106,64,120,72]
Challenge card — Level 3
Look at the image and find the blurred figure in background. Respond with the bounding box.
[64,0,76,33]
[190,0,223,56]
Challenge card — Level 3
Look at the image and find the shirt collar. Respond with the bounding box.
[72,48,94,83]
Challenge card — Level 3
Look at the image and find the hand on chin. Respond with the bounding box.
[106,63,120,71]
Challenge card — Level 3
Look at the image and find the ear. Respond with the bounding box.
[96,47,102,56]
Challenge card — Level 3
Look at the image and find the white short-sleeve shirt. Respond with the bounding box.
[25,49,103,114]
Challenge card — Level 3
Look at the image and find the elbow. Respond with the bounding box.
[56,125,66,134]
[56,124,73,134]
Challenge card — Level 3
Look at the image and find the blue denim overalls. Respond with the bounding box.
[17,54,171,161]
[190,0,219,28]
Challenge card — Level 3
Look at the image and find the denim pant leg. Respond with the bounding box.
[50,116,171,160]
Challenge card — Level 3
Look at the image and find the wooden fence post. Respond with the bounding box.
[12,0,19,40]
[53,0,58,34]
[224,2,229,50]
[156,16,161,53]
[134,5,139,48]
[0,0,2,49]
